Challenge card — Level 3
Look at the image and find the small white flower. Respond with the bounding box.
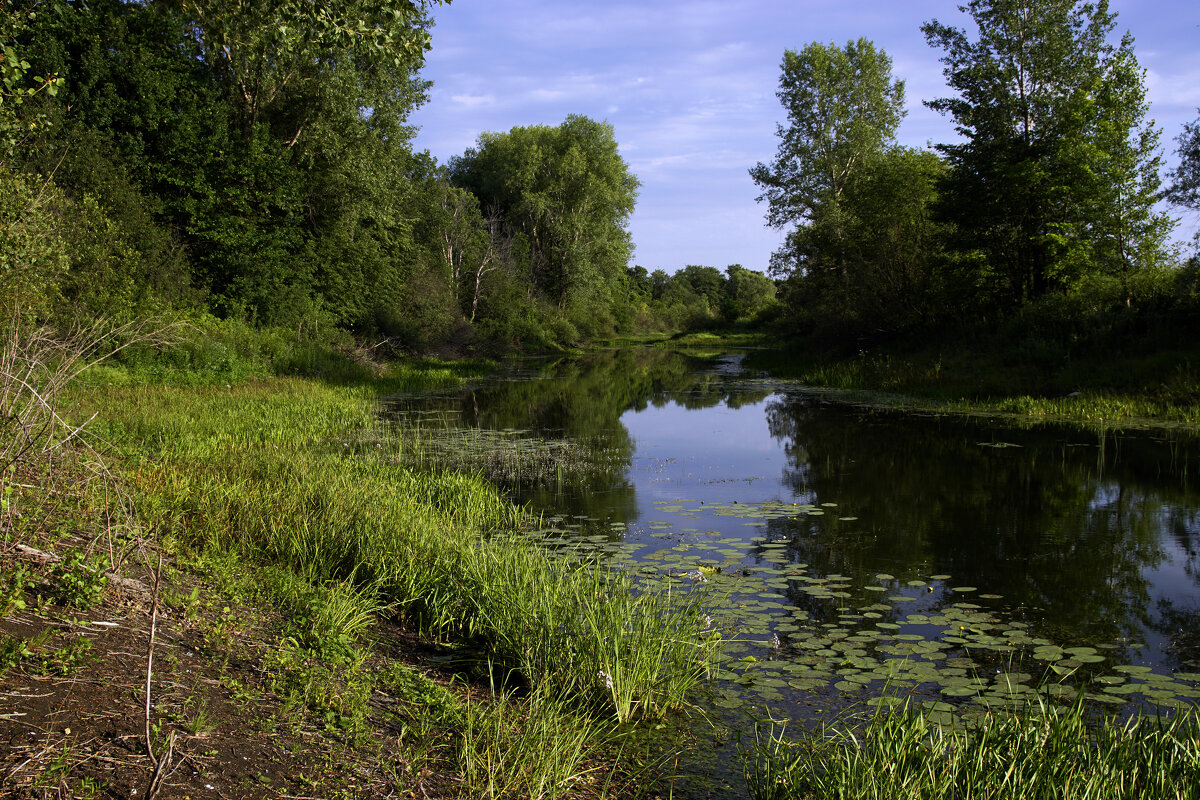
[769,633,782,650]
[686,570,707,584]
[702,615,714,629]
[598,670,614,690]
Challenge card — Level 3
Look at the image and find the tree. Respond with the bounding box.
[783,147,948,338]
[675,265,725,311]
[723,264,776,321]
[1167,112,1200,216]
[750,39,905,280]
[450,115,639,312]
[923,0,1172,306]
[1,1,67,316]
[166,0,438,142]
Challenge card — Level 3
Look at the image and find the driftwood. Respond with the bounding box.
[12,543,152,596]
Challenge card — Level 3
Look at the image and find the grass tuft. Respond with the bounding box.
[743,698,1200,800]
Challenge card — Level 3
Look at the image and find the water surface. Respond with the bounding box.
[386,346,1200,789]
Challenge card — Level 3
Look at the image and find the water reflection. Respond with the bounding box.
[762,393,1200,668]
[387,348,1200,673]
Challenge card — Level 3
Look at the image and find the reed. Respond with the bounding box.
[457,680,617,800]
[743,698,1200,800]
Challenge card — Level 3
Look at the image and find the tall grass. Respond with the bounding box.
[457,681,618,800]
[78,376,718,724]
[743,699,1200,800]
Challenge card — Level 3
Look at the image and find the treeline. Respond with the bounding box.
[753,0,1200,361]
[626,264,779,331]
[1,0,748,354]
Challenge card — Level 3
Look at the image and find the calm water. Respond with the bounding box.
[386,346,1200,792]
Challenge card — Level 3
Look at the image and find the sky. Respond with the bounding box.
[410,1,1200,274]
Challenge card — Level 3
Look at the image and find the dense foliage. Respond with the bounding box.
[755,0,1199,355]
[1,0,685,352]
[4,0,1199,357]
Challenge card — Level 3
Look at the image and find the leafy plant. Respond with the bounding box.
[28,633,96,676]
[0,561,34,617]
[48,550,109,608]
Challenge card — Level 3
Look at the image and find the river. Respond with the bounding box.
[385,346,1200,795]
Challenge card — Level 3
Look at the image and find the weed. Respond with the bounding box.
[0,561,35,616]
[162,584,202,618]
[263,638,372,736]
[0,632,38,674]
[376,661,452,706]
[457,680,616,800]
[742,698,1200,800]
[48,550,109,608]
[220,676,257,705]
[174,696,216,736]
[27,633,98,676]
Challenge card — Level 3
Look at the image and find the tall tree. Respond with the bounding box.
[166,0,438,142]
[923,0,1171,306]
[450,115,639,310]
[750,39,905,280]
[1167,111,1200,217]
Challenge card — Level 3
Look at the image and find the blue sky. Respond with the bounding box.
[410,1,1200,273]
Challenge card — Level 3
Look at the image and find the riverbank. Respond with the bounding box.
[610,329,1200,430]
[0,332,717,798]
[742,345,1200,430]
[4,325,1200,798]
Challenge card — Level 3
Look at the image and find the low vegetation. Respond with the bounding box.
[1,320,718,798]
[743,699,1200,800]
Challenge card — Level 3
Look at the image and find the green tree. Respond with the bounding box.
[450,115,639,316]
[24,0,446,330]
[722,265,777,321]
[922,0,1172,307]
[750,39,905,282]
[166,0,438,141]
[675,265,725,311]
[1167,111,1200,228]
[783,147,948,339]
[0,1,67,316]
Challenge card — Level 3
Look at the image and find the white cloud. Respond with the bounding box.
[415,0,1197,270]
[449,93,496,109]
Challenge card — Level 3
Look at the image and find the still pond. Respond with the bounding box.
[385,346,1200,787]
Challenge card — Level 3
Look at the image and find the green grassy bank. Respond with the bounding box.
[742,345,1200,429]
[600,326,1200,429]
[81,374,718,724]
[1,319,720,798]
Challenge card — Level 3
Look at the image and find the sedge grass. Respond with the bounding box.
[457,679,618,800]
[744,698,1200,800]
[73,375,719,724]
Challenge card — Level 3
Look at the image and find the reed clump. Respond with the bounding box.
[743,699,1200,800]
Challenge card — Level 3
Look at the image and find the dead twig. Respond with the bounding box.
[143,552,176,800]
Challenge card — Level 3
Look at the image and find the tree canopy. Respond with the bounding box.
[923,0,1172,305]
[450,116,639,314]
[750,39,905,268]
